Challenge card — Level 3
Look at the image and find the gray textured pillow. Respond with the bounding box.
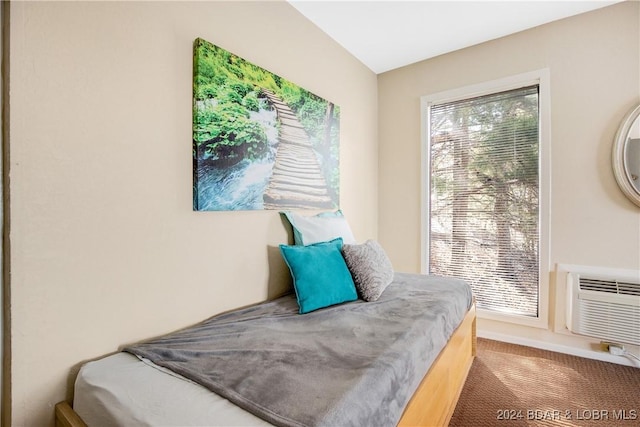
[342,240,394,302]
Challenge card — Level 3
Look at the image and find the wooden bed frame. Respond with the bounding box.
[55,304,476,427]
[399,303,476,426]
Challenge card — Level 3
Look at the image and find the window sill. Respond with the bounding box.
[477,307,548,329]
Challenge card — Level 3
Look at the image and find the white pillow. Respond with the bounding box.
[283,210,356,246]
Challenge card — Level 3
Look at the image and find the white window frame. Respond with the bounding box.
[420,69,551,329]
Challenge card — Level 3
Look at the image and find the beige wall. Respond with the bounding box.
[379,1,639,356]
[7,1,377,425]
[8,0,640,425]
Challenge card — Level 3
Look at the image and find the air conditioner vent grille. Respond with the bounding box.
[579,277,640,297]
[567,269,640,347]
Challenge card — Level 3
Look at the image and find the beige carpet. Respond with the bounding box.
[449,338,640,426]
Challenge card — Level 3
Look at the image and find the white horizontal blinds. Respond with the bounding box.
[429,85,540,317]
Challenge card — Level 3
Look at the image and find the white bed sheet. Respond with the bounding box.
[74,352,272,427]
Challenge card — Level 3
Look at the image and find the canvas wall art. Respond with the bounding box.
[193,38,340,211]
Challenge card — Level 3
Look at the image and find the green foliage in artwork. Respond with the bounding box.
[193,39,270,161]
[192,38,340,173]
[242,92,261,112]
[193,98,268,161]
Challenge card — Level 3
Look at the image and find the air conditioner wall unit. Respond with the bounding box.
[566,272,640,346]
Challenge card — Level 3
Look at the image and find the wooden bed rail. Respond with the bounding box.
[55,304,476,427]
[398,303,476,426]
[54,401,87,427]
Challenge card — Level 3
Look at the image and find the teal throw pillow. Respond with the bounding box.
[280,238,358,314]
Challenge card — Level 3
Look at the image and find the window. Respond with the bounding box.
[421,71,549,326]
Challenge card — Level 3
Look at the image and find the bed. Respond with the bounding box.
[57,215,475,427]
[55,272,476,427]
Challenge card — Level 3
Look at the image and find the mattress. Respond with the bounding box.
[74,351,271,426]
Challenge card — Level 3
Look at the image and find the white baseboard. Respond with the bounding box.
[478,330,640,368]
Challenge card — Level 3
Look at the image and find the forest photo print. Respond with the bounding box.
[193,38,340,211]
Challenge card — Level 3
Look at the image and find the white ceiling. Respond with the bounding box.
[288,0,623,74]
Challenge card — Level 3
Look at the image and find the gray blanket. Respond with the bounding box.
[124,272,473,427]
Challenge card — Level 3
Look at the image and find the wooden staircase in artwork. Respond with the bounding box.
[261,89,335,210]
